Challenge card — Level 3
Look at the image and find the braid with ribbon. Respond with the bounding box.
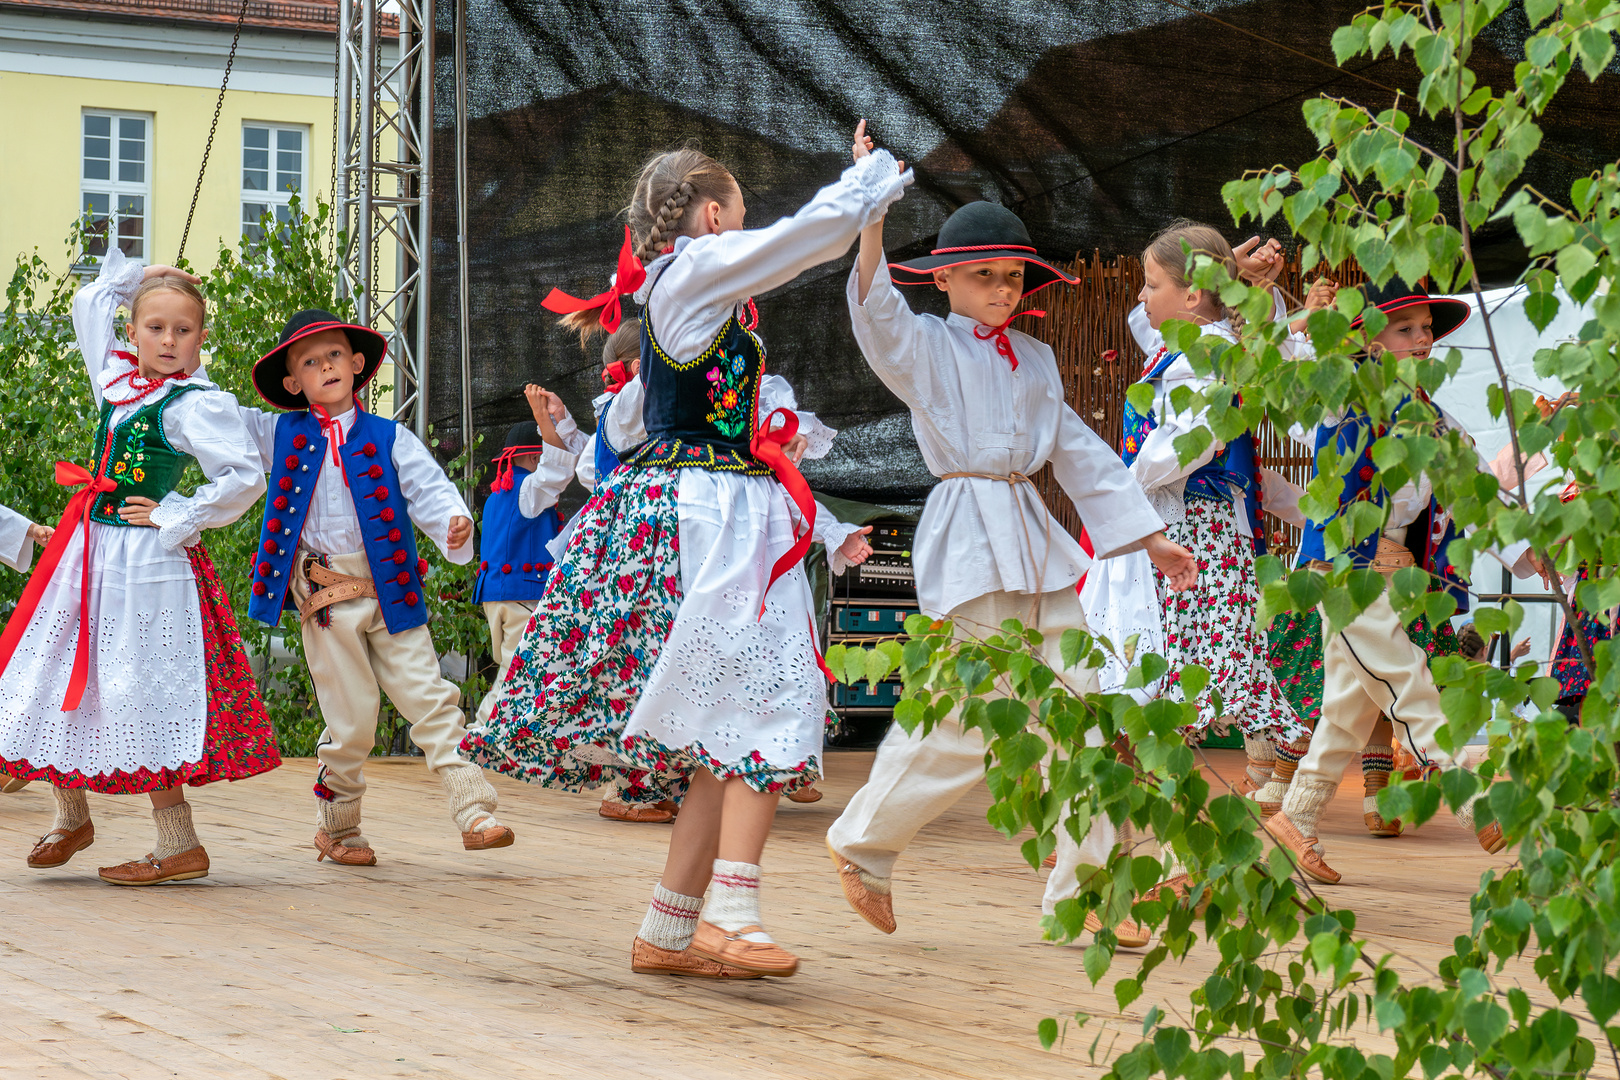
[637,179,695,263]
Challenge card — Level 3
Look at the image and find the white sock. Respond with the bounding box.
[152,801,201,859]
[703,859,771,941]
[637,883,702,951]
[49,786,90,840]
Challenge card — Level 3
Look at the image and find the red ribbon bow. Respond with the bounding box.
[750,408,818,617]
[601,360,632,395]
[541,227,647,335]
[0,460,120,712]
[973,309,1046,370]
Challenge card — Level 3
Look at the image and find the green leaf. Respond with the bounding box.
[1126,382,1156,416]
[1524,289,1561,332]
[1083,942,1111,985]
[1038,1016,1059,1050]
[864,646,896,689]
[1575,25,1617,80]
[1582,974,1620,1025]
[1556,243,1596,291]
[984,697,1031,740]
[1331,24,1368,64]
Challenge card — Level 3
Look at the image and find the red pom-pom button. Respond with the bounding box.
[417,558,428,577]
[257,561,271,577]
[391,550,408,565]
[362,442,377,457]
[387,527,402,542]
[367,464,384,479]
[293,434,308,450]
[373,486,390,501]
[522,563,532,572]
[379,507,395,522]
[394,571,411,585]
[284,454,299,469]
[404,591,419,606]
[502,563,512,574]
[252,581,267,596]
[267,518,282,532]
[480,560,489,571]
[262,539,277,553]
[278,477,293,491]
[273,496,289,510]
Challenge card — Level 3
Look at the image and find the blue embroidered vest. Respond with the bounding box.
[1296,405,1470,612]
[593,397,623,485]
[1121,350,1266,554]
[474,466,562,603]
[625,309,770,475]
[245,409,430,633]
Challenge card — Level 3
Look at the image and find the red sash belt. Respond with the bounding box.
[0,461,119,711]
[750,407,818,620]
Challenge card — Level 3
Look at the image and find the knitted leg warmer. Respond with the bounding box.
[638,884,703,952]
[1278,775,1338,848]
[152,802,201,859]
[440,763,503,833]
[1241,735,1276,789]
[316,796,369,849]
[1255,737,1309,807]
[703,859,770,940]
[1454,791,1484,833]
[49,786,90,841]
[1360,744,1400,834]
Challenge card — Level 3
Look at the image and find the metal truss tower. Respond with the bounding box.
[335,0,433,438]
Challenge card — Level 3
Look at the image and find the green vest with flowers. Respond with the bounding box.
[87,386,203,526]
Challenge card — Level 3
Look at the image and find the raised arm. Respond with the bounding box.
[71,247,145,406]
[518,443,580,519]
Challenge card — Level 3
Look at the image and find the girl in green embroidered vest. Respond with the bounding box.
[0,247,276,886]
[465,131,912,979]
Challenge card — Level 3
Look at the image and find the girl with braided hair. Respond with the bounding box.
[464,129,912,978]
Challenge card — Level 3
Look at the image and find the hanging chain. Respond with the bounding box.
[327,0,341,268]
[176,0,250,265]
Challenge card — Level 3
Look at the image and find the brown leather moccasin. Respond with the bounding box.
[1082,910,1152,949]
[1262,811,1342,885]
[1364,809,1403,837]
[27,820,94,868]
[598,799,675,823]
[1256,800,1282,820]
[786,785,824,804]
[313,829,377,866]
[461,820,515,850]
[1146,873,1212,915]
[1041,850,1058,869]
[1476,822,1507,854]
[828,840,895,934]
[689,921,799,977]
[98,846,209,886]
[630,937,763,979]
[2,776,29,794]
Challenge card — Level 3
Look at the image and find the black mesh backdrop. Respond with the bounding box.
[427,0,1620,510]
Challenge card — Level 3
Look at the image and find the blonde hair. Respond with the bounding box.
[602,317,640,368]
[1144,219,1243,330]
[130,276,208,326]
[558,146,738,344]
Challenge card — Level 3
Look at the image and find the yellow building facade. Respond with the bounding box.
[0,1,352,274]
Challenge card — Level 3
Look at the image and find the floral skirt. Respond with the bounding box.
[461,465,821,798]
[1551,563,1608,701]
[1266,600,1460,729]
[0,544,280,793]
[1157,498,1309,742]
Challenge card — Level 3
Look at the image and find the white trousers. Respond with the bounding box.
[1296,569,1468,790]
[296,551,472,803]
[825,588,1112,915]
[476,600,536,726]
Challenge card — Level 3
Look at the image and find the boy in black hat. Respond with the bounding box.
[240,310,514,867]
[827,127,1198,943]
[1261,280,1531,883]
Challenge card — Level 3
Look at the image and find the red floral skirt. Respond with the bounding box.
[0,544,281,793]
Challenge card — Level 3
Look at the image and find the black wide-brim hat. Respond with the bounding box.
[1350,279,1471,343]
[252,309,388,411]
[890,201,1079,297]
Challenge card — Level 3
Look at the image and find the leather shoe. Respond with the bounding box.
[313,829,377,866]
[98,846,209,885]
[2,776,29,794]
[1256,800,1282,820]
[630,937,762,979]
[27,820,94,868]
[1145,872,1211,915]
[1082,910,1151,949]
[1364,809,1403,837]
[786,785,823,804]
[689,920,799,977]
[598,799,675,823]
[1476,822,1507,854]
[462,819,515,850]
[828,840,895,934]
[1262,810,1341,885]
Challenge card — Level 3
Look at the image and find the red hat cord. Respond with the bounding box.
[541,226,647,334]
[491,444,547,492]
[309,394,365,486]
[972,309,1046,371]
[106,349,190,405]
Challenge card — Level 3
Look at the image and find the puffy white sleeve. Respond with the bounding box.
[393,425,475,564]
[812,500,866,577]
[603,376,647,453]
[72,247,144,406]
[1128,302,1162,360]
[847,258,938,416]
[758,374,837,459]
[656,150,912,319]
[1128,357,1222,494]
[1259,467,1306,528]
[1050,403,1165,559]
[548,403,592,458]
[517,442,578,519]
[146,390,270,551]
[0,502,35,572]
[576,434,599,489]
[234,403,280,475]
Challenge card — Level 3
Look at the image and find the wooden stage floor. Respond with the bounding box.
[0,749,1530,1079]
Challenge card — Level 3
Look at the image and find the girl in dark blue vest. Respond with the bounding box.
[241,310,514,868]
[1261,280,1523,884]
[464,134,911,979]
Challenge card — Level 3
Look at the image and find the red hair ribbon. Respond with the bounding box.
[973,309,1046,371]
[491,444,547,492]
[601,360,632,395]
[541,226,647,334]
[750,407,817,621]
[0,457,119,711]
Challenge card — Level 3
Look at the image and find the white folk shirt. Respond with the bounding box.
[849,258,1165,618]
[239,407,475,564]
[0,503,34,572]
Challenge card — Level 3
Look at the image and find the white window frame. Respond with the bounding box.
[241,121,309,241]
[81,109,153,263]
